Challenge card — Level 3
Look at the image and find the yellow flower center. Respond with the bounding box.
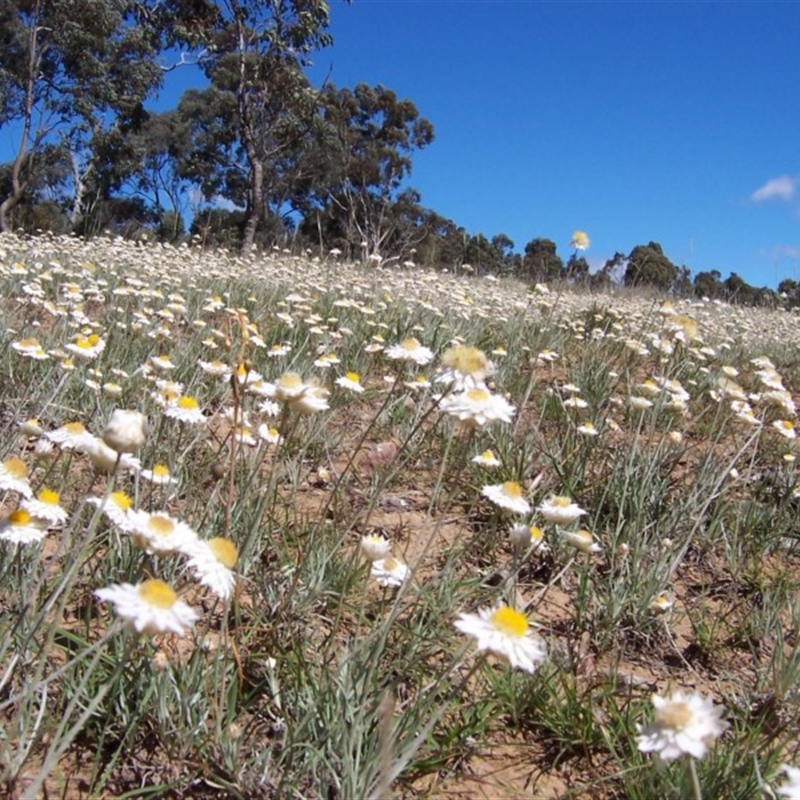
[209,537,238,568]
[655,700,693,730]
[442,345,488,376]
[490,606,529,638]
[530,526,544,543]
[466,388,490,403]
[400,337,420,350]
[149,515,175,537]
[552,495,572,508]
[9,509,31,526]
[345,371,361,383]
[383,556,399,571]
[64,422,86,435]
[502,481,522,498]
[76,338,92,349]
[87,334,100,345]
[178,396,199,410]
[110,491,132,510]
[152,464,170,478]
[481,450,495,460]
[38,488,60,505]
[278,372,303,388]
[138,579,177,609]
[3,456,28,478]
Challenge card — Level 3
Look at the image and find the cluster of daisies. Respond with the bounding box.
[92,410,239,635]
[1,408,238,637]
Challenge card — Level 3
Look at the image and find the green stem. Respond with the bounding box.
[688,756,703,800]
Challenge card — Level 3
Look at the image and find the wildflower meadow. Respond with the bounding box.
[3,231,800,798]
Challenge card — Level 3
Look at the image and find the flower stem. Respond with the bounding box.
[688,756,703,800]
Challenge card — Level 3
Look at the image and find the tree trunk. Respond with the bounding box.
[241,157,263,255]
[0,3,42,232]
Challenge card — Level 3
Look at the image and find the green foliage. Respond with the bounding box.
[0,0,164,231]
[624,241,680,291]
[521,237,564,281]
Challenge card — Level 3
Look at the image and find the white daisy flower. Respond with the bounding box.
[257,424,282,445]
[22,488,68,526]
[536,349,559,364]
[404,375,432,390]
[0,509,48,544]
[570,230,590,251]
[95,579,199,636]
[636,690,727,762]
[370,556,409,588]
[436,344,494,391]
[149,354,176,371]
[773,420,796,440]
[128,510,198,555]
[335,371,365,393]
[19,418,44,437]
[198,359,232,379]
[65,334,105,360]
[576,422,599,437]
[164,396,206,425]
[629,396,654,410]
[649,594,674,616]
[562,396,589,410]
[481,481,531,515]
[360,533,392,562]
[139,464,178,486]
[537,495,587,526]
[472,449,502,468]
[87,491,136,532]
[0,456,33,498]
[454,605,547,673]
[84,437,142,474]
[11,337,44,357]
[509,523,548,554]
[184,537,238,600]
[46,422,96,452]
[559,528,601,554]
[274,372,330,414]
[439,388,515,427]
[777,764,800,799]
[258,399,281,417]
[385,337,434,366]
[245,379,277,398]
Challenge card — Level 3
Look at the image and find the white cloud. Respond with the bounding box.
[771,244,800,259]
[751,175,798,203]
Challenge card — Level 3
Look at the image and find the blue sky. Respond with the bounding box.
[283,0,800,288]
[4,2,797,287]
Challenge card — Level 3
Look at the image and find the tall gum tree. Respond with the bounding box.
[188,0,336,254]
[0,0,163,231]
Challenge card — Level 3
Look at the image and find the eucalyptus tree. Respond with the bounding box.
[169,0,336,253]
[521,238,564,281]
[297,82,435,257]
[0,0,163,231]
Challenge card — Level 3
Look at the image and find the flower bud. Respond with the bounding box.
[102,409,147,454]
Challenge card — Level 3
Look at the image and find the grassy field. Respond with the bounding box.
[2,232,800,799]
